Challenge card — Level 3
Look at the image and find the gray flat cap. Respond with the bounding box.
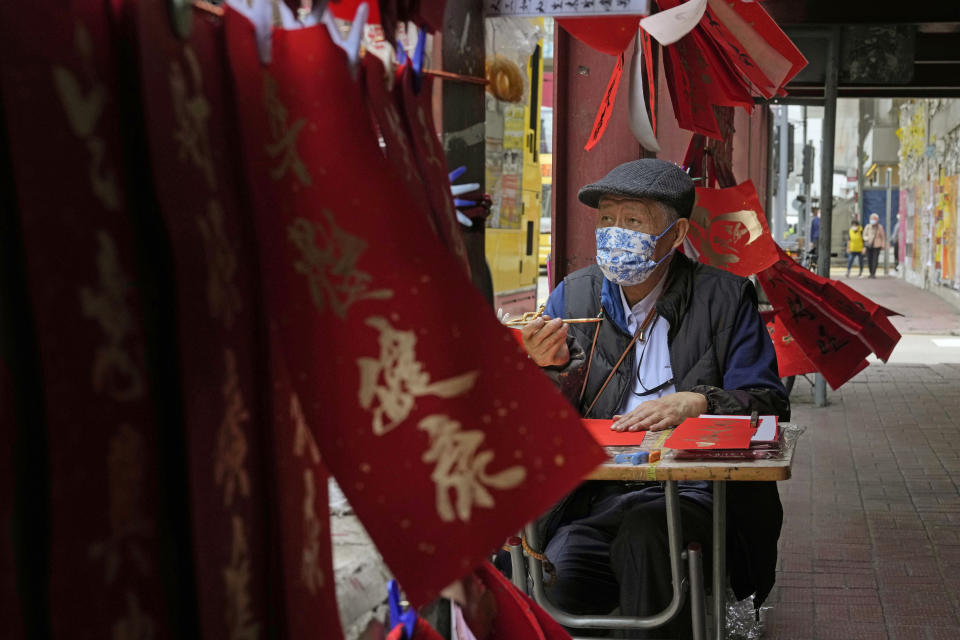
[577,159,695,218]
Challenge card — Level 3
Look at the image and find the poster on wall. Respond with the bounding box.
[943,176,957,286]
[913,186,922,267]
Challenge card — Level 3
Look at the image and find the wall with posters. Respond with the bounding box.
[898,99,960,299]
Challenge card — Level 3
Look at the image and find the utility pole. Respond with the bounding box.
[884,167,892,275]
[775,104,789,243]
[815,27,840,408]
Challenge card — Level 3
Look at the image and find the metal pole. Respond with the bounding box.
[776,105,789,243]
[801,107,809,246]
[712,481,727,640]
[688,543,707,640]
[884,167,892,275]
[815,27,839,408]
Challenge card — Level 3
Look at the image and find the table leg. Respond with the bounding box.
[688,543,707,640]
[712,481,727,640]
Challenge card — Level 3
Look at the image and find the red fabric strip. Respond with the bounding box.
[585,52,625,152]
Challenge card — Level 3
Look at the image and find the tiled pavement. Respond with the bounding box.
[766,364,960,639]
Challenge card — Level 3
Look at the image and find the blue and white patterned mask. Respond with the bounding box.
[595,221,677,286]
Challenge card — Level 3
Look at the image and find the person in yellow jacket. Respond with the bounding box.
[846,217,865,278]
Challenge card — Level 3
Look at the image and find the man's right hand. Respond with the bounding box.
[521,316,570,367]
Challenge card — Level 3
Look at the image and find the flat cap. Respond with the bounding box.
[577,159,695,218]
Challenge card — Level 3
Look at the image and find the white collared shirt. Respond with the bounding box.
[616,276,676,415]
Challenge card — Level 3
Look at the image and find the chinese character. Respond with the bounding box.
[224,516,260,640]
[288,211,393,319]
[300,469,326,593]
[289,393,326,593]
[357,316,479,436]
[89,424,151,584]
[80,231,144,402]
[112,591,156,640]
[262,73,311,186]
[52,23,122,212]
[215,349,251,508]
[170,46,217,190]
[787,294,816,322]
[816,325,850,355]
[198,200,242,330]
[291,393,320,464]
[419,415,526,523]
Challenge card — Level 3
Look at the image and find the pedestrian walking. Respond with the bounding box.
[862,212,887,278]
[846,218,865,278]
[892,220,900,269]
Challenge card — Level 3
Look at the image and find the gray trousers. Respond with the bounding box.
[544,483,713,640]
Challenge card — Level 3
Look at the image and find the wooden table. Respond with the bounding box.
[522,424,799,640]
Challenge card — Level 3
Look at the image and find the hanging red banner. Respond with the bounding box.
[0,2,170,633]
[399,65,472,276]
[223,9,605,607]
[267,334,344,638]
[765,316,816,379]
[584,52,625,151]
[700,0,807,97]
[125,2,279,637]
[757,266,870,390]
[0,362,24,640]
[687,180,778,277]
[662,42,721,139]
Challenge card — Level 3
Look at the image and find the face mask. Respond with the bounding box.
[595,221,677,286]
[870,219,879,225]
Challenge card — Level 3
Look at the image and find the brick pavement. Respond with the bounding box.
[766,364,960,639]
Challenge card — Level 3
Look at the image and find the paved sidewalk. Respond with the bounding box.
[767,364,960,639]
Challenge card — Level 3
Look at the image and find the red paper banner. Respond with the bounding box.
[584,52,625,152]
[0,2,170,633]
[557,16,640,56]
[757,266,870,390]
[687,180,778,277]
[127,2,277,637]
[662,43,721,139]
[267,334,343,639]
[399,66,472,276]
[476,562,573,639]
[765,316,817,379]
[223,10,605,606]
[0,361,24,639]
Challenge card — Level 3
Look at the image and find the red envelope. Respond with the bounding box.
[664,417,754,450]
[223,9,605,606]
[687,181,779,277]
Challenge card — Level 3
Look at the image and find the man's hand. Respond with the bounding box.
[611,392,708,432]
[522,316,570,367]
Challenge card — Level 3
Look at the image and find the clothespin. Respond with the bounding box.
[411,27,426,93]
[448,166,485,227]
[225,0,276,64]
[388,580,417,639]
[321,2,369,80]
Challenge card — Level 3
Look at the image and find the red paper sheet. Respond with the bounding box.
[664,417,754,450]
[582,419,652,447]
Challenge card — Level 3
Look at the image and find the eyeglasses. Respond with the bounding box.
[632,316,675,398]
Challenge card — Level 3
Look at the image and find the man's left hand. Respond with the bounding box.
[611,392,708,432]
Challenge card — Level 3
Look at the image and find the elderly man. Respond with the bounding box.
[522,159,789,639]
